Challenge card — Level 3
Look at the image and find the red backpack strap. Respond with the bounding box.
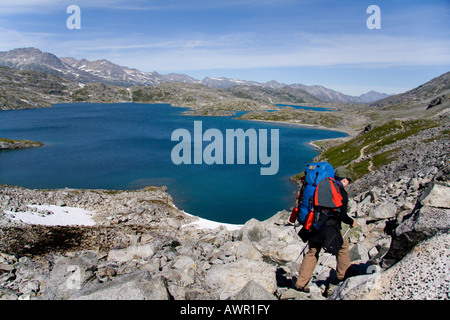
[328,178,343,207]
[313,177,343,208]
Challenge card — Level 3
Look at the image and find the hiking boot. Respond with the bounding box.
[293,285,310,293]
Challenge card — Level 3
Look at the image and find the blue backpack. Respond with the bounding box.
[289,162,335,225]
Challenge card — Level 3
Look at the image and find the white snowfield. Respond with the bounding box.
[182,214,243,231]
[4,205,96,226]
[4,204,243,231]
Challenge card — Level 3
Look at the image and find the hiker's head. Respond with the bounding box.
[335,167,352,187]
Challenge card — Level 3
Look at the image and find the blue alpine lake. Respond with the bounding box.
[275,104,332,111]
[0,103,347,224]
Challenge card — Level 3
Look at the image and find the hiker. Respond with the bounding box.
[294,166,356,293]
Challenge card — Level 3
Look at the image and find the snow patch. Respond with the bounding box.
[4,205,96,226]
[181,211,242,231]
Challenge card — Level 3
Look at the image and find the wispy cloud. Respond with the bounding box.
[0,0,295,14]
[1,24,448,73]
[0,0,163,15]
[1,0,448,96]
[0,27,54,49]
[103,32,450,72]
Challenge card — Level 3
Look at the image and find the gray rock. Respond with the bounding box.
[369,202,398,220]
[271,243,303,263]
[204,259,277,300]
[234,242,263,261]
[368,246,379,259]
[381,231,450,300]
[44,253,98,299]
[384,205,450,266]
[238,219,265,242]
[231,280,277,300]
[421,182,450,208]
[408,178,420,192]
[333,230,450,300]
[171,255,197,286]
[349,243,369,262]
[328,273,381,300]
[71,272,169,300]
[18,280,40,295]
[414,206,450,235]
[107,243,155,263]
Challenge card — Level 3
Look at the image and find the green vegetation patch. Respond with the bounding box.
[316,119,441,181]
[365,119,440,154]
[347,148,399,181]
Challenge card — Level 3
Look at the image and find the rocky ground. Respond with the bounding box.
[0,120,449,300]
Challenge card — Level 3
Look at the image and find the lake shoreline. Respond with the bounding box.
[241,118,352,134]
[0,102,349,225]
[0,184,244,232]
[240,118,353,152]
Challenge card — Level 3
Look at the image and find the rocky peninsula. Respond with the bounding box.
[0,138,43,150]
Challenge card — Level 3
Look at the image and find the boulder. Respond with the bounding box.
[349,243,369,262]
[383,205,450,266]
[382,231,450,300]
[231,280,277,300]
[107,244,154,263]
[369,202,397,221]
[18,280,40,295]
[328,273,382,300]
[272,243,303,263]
[233,242,263,261]
[204,259,277,300]
[368,246,379,259]
[171,255,197,286]
[426,96,442,110]
[420,182,450,208]
[238,219,266,242]
[71,272,169,300]
[44,253,99,299]
[332,230,450,300]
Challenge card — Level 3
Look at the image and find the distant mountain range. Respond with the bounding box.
[0,47,391,104]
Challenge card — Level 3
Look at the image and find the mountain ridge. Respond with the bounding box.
[0,47,390,104]
[370,71,450,109]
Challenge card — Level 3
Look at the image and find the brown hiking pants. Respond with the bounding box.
[295,233,350,289]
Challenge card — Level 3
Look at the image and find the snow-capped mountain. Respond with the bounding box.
[0,48,390,103]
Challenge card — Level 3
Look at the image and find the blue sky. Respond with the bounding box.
[0,0,449,95]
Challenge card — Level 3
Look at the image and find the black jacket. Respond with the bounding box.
[306,181,354,254]
[335,183,354,228]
